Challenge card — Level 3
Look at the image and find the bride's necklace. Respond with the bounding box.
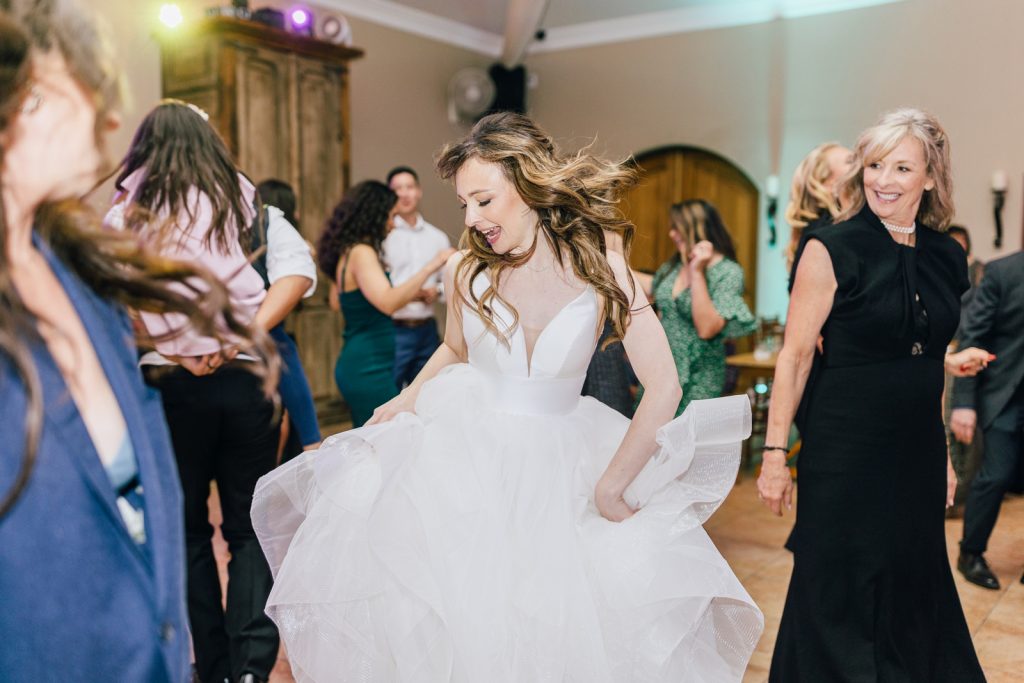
[881,219,916,234]
[521,255,554,273]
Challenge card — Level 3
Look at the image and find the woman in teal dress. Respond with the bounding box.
[638,200,756,415]
[319,181,453,426]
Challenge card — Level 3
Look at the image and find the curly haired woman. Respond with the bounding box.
[318,180,452,426]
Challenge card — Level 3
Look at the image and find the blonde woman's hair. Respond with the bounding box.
[784,142,843,267]
[436,112,638,347]
[835,108,954,231]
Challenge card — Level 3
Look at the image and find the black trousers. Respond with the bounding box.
[147,364,281,683]
[961,391,1024,555]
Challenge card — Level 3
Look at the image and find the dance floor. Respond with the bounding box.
[209,475,1024,682]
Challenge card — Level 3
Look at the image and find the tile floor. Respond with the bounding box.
[210,477,1024,682]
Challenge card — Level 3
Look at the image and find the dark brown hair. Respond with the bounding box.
[257,178,299,230]
[116,100,252,254]
[668,199,738,263]
[317,180,397,279]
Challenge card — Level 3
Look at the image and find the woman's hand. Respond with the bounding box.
[415,287,439,305]
[594,477,637,522]
[757,452,794,516]
[365,388,418,425]
[431,247,457,271]
[944,347,994,377]
[172,346,239,377]
[946,456,957,509]
[950,407,977,445]
[687,240,715,271]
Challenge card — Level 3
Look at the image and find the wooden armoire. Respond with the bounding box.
[159,17,362,426]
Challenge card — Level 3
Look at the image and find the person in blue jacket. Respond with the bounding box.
[0,2,276,681]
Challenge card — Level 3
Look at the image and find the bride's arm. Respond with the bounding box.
[366,252,468,424]
[594,252,683,522]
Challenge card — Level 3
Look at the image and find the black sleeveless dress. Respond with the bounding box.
[770,205,985,682]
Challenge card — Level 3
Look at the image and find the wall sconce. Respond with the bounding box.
[765,174,780,246]
[991,170,1007,249]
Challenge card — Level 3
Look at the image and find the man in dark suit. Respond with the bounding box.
[952,250,1024,590]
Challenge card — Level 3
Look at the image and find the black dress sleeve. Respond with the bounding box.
[798,222,860,297]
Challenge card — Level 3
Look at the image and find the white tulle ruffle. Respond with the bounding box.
[252,364,762,682]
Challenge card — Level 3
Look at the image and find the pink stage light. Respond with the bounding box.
[290,8,310,27]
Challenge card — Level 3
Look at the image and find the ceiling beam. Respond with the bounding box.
[501,0,549,66]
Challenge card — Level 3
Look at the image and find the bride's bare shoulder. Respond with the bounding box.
[605,250,633,290]
[444,249,477,299]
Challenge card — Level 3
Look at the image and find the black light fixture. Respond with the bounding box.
[991,170,1007,249]
[765,174,779,246]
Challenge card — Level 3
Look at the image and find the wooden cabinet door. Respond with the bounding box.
[623,147,759,311]
[290,57,347,420]
[234,44,293,183]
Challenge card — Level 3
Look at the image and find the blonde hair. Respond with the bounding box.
[835,108,954,231]
[784,142,843,267]
[436,112,638,347]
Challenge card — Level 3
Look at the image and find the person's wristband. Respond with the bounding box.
[762,445,788,454]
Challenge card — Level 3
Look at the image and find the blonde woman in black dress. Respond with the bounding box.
[758,109,986,682]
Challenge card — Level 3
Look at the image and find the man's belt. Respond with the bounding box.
[393,317,435,329]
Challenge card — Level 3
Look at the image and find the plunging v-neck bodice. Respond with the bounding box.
[462,274,599,382]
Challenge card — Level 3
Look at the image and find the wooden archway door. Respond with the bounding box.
[623,146,759,311]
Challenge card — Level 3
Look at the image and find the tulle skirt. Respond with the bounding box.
[252,364,763,682]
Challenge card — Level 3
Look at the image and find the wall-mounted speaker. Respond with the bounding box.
[488,64,526,114]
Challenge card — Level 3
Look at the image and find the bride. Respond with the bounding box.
[252,112,762,682]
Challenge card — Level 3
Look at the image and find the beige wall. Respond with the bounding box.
[342,15,492,239]
[526,0,1024,317]
[86,0,1023,318]
[83,0,488,241]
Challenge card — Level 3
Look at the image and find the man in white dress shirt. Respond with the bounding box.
[383,166,452,388]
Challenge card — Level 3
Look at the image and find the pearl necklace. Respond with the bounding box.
[881,219,916,234]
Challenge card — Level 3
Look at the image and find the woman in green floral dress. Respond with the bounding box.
[637,200,756,416]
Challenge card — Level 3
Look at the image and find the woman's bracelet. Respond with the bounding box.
[762,445,788,454]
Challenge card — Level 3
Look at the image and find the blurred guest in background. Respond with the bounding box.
[784,141,853,287]
[383,166,452,390]
[947,224,985,293]
[944,223,985,513]
[635,200,755,416]
[320,180,452,427]
[582,231,635,417]
[951,248,1024,591]
[255,178,321,459]
[115,100,281,683]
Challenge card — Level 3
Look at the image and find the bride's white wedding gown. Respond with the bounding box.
[252,275,763,682]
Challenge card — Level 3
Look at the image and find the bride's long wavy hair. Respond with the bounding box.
[0,0,275,519]
[436,112,638,346]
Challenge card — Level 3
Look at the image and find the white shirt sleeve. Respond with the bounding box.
[104,201,126,231]
[265,206,317,297]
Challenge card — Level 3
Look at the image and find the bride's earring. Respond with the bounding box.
[20,85,42,115]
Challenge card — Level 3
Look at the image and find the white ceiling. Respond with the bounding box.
[320,0,903,58]
[388,0,730,34]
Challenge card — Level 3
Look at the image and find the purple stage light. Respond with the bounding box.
[290,8,310,26]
